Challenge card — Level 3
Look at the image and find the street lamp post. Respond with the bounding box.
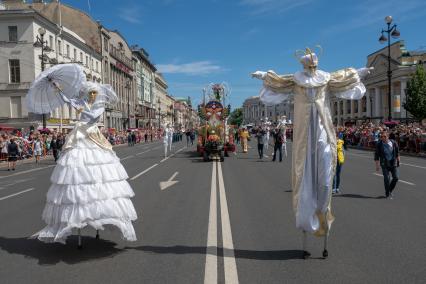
[157,98,161,129]
[379,15,400,122]
[34,27,48,128]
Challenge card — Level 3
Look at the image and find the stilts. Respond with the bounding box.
[322,216,329,258]
[302,230,310,259]
[95,230,100,239]
[77,228,82,249]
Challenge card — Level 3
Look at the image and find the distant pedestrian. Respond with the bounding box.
[7,138,19,171]
[51,135,59,162]
[190,130,195,145]
[144,132,148,143]
[272,128,284,162]
[186,129,191,146]
[374,130,400,199]
[255,127,265,159]
[332,133,345,194]
[131,132,136,146]
[33,137,42,164]
[240,128,249,153]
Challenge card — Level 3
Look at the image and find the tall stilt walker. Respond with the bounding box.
[252,47,372,258]
[27,64,137,247]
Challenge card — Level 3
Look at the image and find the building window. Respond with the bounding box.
[334,102,338,115]
[346,100,351,114]
[86,56,88,66]
[362,97,367,113]
[66,44,70,58]
[9,59,20,83]
[340,101,343,115]
[104,38,108,52]
[49,35,53,48]
[80,52,83,63]
[58,40,62,55]
[8,26,17,42]
[96,61,98,72]
[73,48,77,61]
[10,96,22,118]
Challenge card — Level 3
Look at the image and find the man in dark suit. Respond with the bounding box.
[374,130,400,199]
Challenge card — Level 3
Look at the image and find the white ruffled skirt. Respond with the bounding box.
[33,125,137,244]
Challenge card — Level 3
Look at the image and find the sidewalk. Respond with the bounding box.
[0,140,161,169]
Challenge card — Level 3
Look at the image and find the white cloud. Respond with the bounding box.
[119,6,142,24]
[156,61,224,75]
[240,0,314,15]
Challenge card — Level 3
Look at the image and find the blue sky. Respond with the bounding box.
[65,0,426,108]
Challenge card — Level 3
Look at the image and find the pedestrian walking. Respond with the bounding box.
[144,132,148,143]
[240,127,249,153]
[7,138,19,171]
[33,137,42,164]
[51,135,59,162]
[272,128,284,162]
[332,133,345,194]
[131,131,136,146]
[374,130,400,199]
[186,129,191,146]
[255,127,265,159]
[190,130,195,145]
[163,128,169,158]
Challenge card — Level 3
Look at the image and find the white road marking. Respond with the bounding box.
[159,172,179,191]
[130,164,158,181]
[217,161,239,283]
[121,155,134,161]
[372,173,416,186]
[159,147,186,163]
[136,150,151,156]
[0,165,55,180]
[204,162,218,284]
[347,153,426,170]
[0,188,36,201]
[400,162,426,170]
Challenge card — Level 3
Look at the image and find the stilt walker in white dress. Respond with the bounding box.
[168,126,173,151]
[27,66,137,247]
[252,47,372,258]
[278,116,288,157]
[163,126,169,158]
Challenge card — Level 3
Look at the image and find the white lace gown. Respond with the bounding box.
[34,102,137,243]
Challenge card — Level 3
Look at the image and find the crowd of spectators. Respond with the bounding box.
[0,128,165,164]
[337,122,426,155]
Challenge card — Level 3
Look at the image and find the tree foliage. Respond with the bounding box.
[229,108,243,126]
[404,64,426,120]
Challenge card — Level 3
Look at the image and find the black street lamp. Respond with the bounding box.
[157,98,161,129]
[379,15,400,122]
[34,27,49,128]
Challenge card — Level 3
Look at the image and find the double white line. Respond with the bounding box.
[204,161,239,284]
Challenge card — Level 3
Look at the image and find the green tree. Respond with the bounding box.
[229,108,243,126]
[404,64,426,120]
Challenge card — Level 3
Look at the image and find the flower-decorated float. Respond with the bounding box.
[197,83,235,161]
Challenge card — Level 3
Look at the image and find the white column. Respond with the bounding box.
[337,100,341,125]
[374,87,381,117]
[366,90,372,118]
[400,80,407,118]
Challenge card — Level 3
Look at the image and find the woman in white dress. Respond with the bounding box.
[33,81,137,246]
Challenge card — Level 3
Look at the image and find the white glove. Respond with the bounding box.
[357,67,374,79]
[251,71,267,80]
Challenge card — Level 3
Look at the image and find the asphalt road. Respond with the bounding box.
[0,138,425,283]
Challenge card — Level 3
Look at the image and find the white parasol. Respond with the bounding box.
[26,64,86,114]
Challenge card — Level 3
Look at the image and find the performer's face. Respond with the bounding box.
[88,90,98,103]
